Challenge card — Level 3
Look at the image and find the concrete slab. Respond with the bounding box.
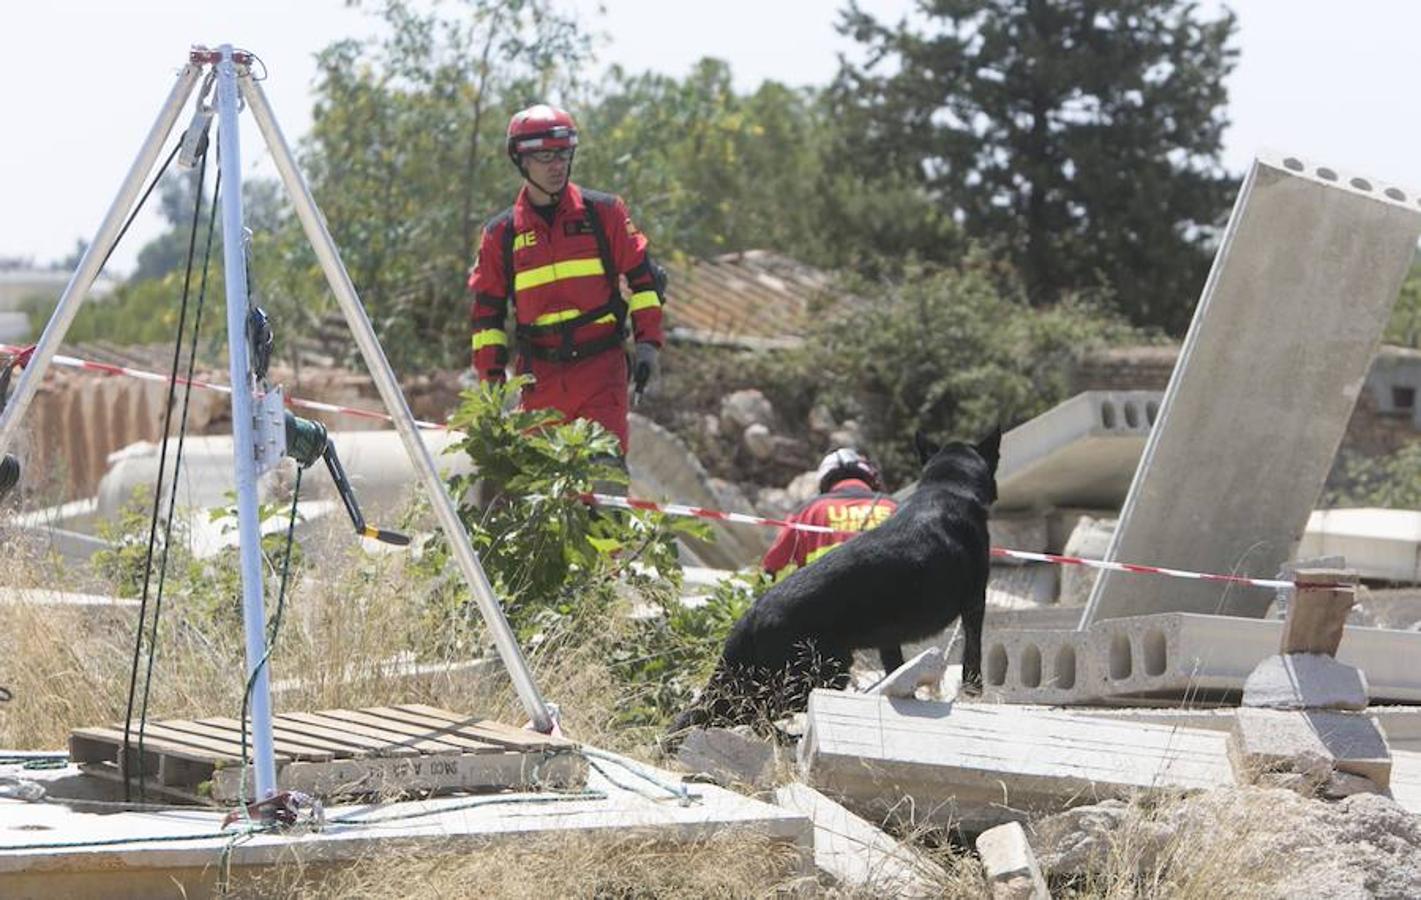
[1083,153,1421,624]
[1241,653,1369,711]
[0,752,810,900]
[1298,508,1421,583]
[798,690,1234,832]
[995,391,1159,512]
[774,782,943,898]
[983,613,1421,705]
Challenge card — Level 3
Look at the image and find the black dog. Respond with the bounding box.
[672,427,1000,734]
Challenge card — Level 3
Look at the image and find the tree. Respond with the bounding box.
[295,0,594,370]
[574,59,827,263]
[831,0,1239,332]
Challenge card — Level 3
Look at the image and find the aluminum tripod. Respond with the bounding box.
[0,45,555,799]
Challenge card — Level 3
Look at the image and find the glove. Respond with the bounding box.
[632,342,659,396]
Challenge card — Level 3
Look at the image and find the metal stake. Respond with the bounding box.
[216,44,279,797]
[239,71,555,733]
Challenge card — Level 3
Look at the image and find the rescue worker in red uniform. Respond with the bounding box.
[761,448,898,581]
[468,104,665,453]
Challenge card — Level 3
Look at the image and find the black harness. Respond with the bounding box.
[499,190,628,365]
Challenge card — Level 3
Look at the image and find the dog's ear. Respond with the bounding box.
[914,430,940,466]
[975,425,1002,469]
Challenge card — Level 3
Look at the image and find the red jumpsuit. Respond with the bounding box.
[761,479,899,580]
[468,183,664,452]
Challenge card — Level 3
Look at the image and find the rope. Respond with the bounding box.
[127,135,217,803]
[118,138,210,801]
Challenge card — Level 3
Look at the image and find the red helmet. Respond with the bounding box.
[506,104,579,161]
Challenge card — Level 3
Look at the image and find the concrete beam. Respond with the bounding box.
[982,613,1421,706]
[995,391,1159,512]
[798,690,1234,832]
[1084,153,1421,624]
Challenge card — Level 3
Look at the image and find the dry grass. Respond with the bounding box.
[0,514,652,754]
[230,832,814,899]
[9,522,1408,899]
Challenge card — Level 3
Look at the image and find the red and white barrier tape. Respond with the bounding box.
[1,343,446,430]
[585,492,1314,591]
[4,343,1325,592]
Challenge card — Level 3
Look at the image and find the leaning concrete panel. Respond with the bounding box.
[995,390,1159,511]
[1083,153,1421,623]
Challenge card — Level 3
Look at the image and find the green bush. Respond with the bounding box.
[1324,443,1421,509]
[790,250,1153,484]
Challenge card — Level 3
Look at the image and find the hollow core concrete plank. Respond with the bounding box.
[1083,153,1421,624]
[995,391,1159,512]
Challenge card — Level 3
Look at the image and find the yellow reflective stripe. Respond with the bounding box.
[531,309,616,328]
[805,543,842,566]
[628,290,661,313]
[472,329,507,350]
[513,257,605,292]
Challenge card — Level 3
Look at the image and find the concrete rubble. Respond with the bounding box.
[867,647,948,699]
[676,726,778,789]
[975,822,1051,900]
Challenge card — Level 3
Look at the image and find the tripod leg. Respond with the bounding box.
[240,74,556,733]
[0,61,202,458]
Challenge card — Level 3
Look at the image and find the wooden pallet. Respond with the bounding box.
[69,704,585,804]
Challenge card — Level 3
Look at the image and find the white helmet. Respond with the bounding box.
[815,447,882,494]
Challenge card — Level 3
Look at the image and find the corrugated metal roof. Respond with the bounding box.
[662,250,835,349]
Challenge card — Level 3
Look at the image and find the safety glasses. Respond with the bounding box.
[526,148,575,163]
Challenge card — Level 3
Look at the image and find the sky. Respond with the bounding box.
[3,1,1421,276]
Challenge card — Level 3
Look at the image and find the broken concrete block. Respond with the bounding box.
[1083,154,1421,624]
[1242,653,1370,711]
[1306,710,1393,787]
[1321,768,1386,799]
[1058,515,1115,606]
[1281,569,1359,655]
[869,647,948,699]
[774,781,944,898]
[1229,707,1392,789]
[989,512,1049,559]
[676,726,775,788]
[976,821,1051,900]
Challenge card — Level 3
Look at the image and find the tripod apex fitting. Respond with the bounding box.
[189,45,253,67]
